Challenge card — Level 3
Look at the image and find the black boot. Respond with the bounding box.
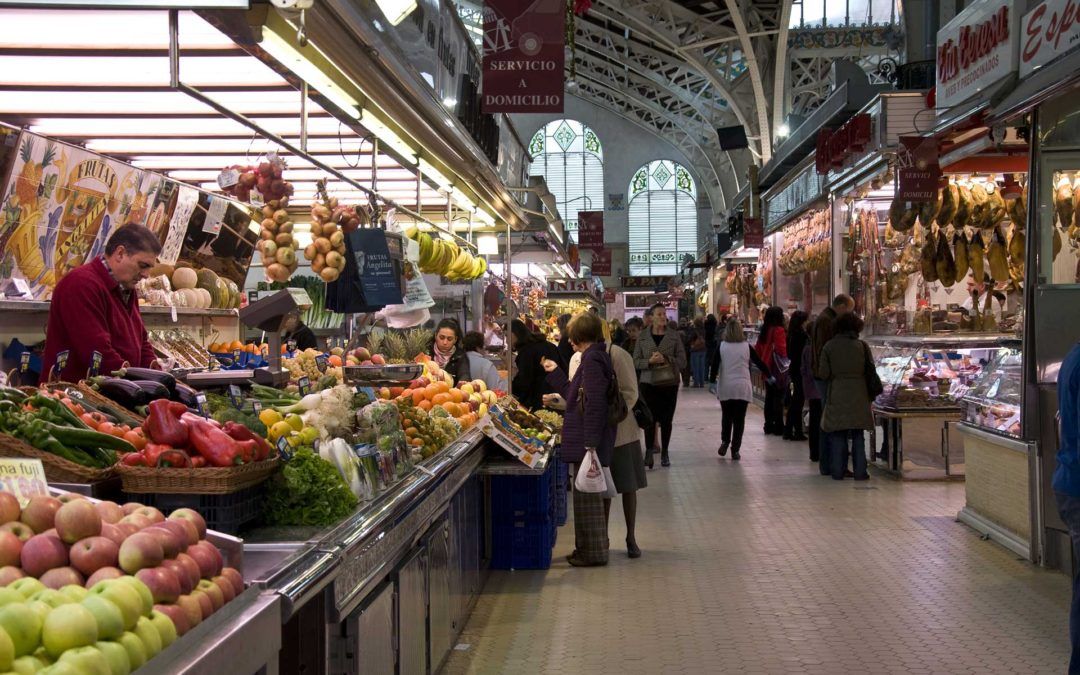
[718,441,729,457]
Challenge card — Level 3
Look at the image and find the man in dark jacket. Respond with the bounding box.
[809,294,853,475]
[556,313,574,367]
[1053,340,1080,672]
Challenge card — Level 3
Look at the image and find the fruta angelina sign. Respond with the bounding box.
[482,0,565,113]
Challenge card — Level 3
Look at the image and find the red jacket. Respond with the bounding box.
[755,326,788,370]
[41,258,156,382]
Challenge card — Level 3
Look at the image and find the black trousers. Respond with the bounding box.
[720,400,749,451]
[763,383,785,433]
[785,379,805,437]
[707,344,720,382]
[641,383,678,458]
[807,398,823,461]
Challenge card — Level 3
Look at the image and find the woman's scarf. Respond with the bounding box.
[434,343,454,367]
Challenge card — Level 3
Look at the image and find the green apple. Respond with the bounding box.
[94,641,130,675]
[80,596,123,641]
[114,633,145,671]
[8,580,44,601]
[0,589,24,607]
[37,663,80,675]
[86,583,139,632]
[26,601,51,624]
[146,610,176,649]
[112,579,152,618]
[41,604,97,659]
[131,617,160,659]
[56,646,109,675]
[0,625,13,670]
[58,586,87,604]
[0,603,42,657]
[11,654,49,674]
[28,591,68,610]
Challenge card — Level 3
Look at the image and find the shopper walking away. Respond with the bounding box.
[426,318,471,385]
[714,318,771,460]
[801,340,823,462]
[811,294,854,475]
[542,312,617,567]
[689,317,708,387]
[1052,339,1080,673]
[755,306,788,435]
[556,313,574,368]
[510,319,563,411]
[784,311,810,441]
[462,331,507,392]
[818,313,873,480]
[704,314,718,390]
[678,319,693,387]
[633,303,686,468]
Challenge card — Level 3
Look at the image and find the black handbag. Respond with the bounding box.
[632,398,654,429]
[862,341,884,399]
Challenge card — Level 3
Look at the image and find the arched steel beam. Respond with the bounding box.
[723,0,772,163]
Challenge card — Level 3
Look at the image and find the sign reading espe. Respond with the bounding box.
[1020,0,1080,77]
[481,0,565,112]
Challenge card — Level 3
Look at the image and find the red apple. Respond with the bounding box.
[210,576,235,603]
[0,566,24,586]
[169,509,207,540]
[185,542,222,579]
[119,513,152,531]
[0,531,22,567]
[39,566,83,589]
[100,523,125,547]
[56,492,86,504]
[42,528,59,539]
[0,492,21,524]
[219,568,244,596]
[20,533,68,576]
[70,536,120,576]
[20,496,61,533]
[121,503,143,516]
[135,567,181,604]
[157,519,196,549]
[190,589,214,620]
[0,522,33,543]
[114,522,140,539]
[141,526,181,560]
[160,559,195,595]
[94,501,124,525]
[118,533,164,574]
[174,554,201,590]
[154,603,191,636]
[54,499,102,544]
[85,567,123,589]
[133,507,164,525]
[175,594,203,628]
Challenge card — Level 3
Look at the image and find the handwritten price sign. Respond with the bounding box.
[0,459,49,506]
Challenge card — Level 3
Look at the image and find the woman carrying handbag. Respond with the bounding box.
[755,306,789,436]
[714,318,771,460]
[632,303,687,468]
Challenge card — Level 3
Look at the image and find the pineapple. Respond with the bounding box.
[383,330,408,363]
[366,330,386,358]
[405,328,432,360]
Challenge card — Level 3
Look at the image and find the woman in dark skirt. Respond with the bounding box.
[543,311,617,567]
[606,326,647,558]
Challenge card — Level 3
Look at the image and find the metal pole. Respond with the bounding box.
[168,10,179,88]
[371,137,379,195]
[504,219,513,379]
[300,81,308,153]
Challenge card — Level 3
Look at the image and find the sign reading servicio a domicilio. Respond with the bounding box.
[481,0,565,112]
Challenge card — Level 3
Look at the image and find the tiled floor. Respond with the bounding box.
[442,389,1073,674]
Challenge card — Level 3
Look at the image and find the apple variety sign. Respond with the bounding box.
[0,460,48,507]
[1020,0,1080,77]
[936,0,1019,109]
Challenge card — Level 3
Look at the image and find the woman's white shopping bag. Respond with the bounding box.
[574,449,608,493]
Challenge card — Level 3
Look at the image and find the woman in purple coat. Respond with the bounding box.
[543,311,617,567]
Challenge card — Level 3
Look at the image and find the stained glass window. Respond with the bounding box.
[528,120,604,243]
[628,160,698,276]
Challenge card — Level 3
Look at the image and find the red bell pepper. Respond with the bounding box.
[142,443,175,467]
[145,399,189,447]
[121,452,147,467]
[187,417,244,467]
[190,455,207,468]
[156,449,192,468]
[222,422,272,462]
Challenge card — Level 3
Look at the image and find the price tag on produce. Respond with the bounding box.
[286,339,297,353]
[216,167,240,189]
[276,436,293,461]
[66,389,83,401]
[315,354,328,373]
[251,400,262,414]
[232,349,242,364]
[0,459,48,507]
[202,195,228,235]
[312,438,319,453]
[228,385,243,408]
[195,393,208,418]
[297,377,310,396]
[56,350,69,372]
[19,352,30,373]
[88,351,102,378]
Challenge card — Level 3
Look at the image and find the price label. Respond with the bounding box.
[216,167,240,189]
[286,339,297,353]
[56,350,70,372]
[66,389,84,401]
[195,393,208,418]
[19,352,30,373]
[315,354,329,373]
[0,459,49,507]
[88,351,102,377]
[276,436,293,461]
[356,386,376,401]
[209,354,217,370]
[312,438,320,453]
[297,377,310,396]
[232,349,242,364]
[228,385,243,409]
[251,400,262,414]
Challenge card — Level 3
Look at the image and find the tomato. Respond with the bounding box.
[123,428,148,451]
[121,452,148,467]
[97,422,116,436]
[80,413,98,429]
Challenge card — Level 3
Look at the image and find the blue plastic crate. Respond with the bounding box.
[490,465,555,521]
[490,516,555,570]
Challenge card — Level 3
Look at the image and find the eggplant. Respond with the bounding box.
[116,367,175,393]
[171,381,201,409]
[95,378,150,410]
[131,380,170,400]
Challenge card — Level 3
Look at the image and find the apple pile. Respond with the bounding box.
[343,347,387,368]
[220,159,294,205]
[0,493,244,659]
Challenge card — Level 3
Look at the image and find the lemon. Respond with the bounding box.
[259,409,282,428]
[299,427,319,445]
[286,414,304,432]
[269,421,293,441]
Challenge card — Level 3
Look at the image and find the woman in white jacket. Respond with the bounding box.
[715,318,771,460]
[545,325,646,558]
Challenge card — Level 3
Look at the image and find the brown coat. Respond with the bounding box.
[819,333,876,432]
[810,307,838,379]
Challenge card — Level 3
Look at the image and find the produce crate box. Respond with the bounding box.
[552,457,568,527]
[126,483,264,535]
[51,477,124,501]
[489,462,555,521]
[490,515,555,570]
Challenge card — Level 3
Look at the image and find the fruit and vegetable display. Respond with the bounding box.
[219,157,295,205]
[363,328,432,365]
[147,331,214,372]
[136,265,242,311]
[403,225,486,281]
[0,492,243,672]
[778,208,831,275]
[281,349,344,387]
[87,368,200,414]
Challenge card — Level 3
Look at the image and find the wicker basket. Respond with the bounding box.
[39,382,146,427]
[0,433,116,483]
[115,458,280,495]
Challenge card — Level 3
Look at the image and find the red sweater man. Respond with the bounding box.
[41,224,163,382]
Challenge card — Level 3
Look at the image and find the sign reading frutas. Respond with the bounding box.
[482,0,565,112]
[590,248,612,276]
[1020,0,1080,77]
[936,0,1019,110]
[577,211,604,250]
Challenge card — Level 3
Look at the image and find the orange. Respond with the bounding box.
[435,381,450,394]
[229,340,244,351]
[329,355,342,367]
[432,393,450,406]
[441,402,459,416]
[449,389,463,403]
[389,386,404,397]
[405,426,418,437]
[424,385,439,400]
[418,399,433,411]
[410,389,426,405]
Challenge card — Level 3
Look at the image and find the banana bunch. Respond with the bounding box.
[405,226,487,280]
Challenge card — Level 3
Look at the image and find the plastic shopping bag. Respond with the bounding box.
[602,465,617,499]
[574,449,608,493]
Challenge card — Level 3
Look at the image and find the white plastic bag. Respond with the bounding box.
[574,449,608,493]
[602,465,617,499]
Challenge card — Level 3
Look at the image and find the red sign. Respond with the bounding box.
[938,5,1011,84]
[481,0,565,113]
[577,211,604,250]
[620,276,671,289]
[590,248,611,276]
[743,217,763,248]
[547,278,592,294]
[603,289,616,303]
[897,136,941,201]
[815,114,873,174]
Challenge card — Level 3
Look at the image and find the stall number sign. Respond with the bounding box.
[1020,0,1080,77]
[0,459,49,507]
[936,0,1019,110]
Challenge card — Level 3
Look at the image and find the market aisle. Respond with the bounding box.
[442,388,1072,674]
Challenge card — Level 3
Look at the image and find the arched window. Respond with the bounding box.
[628,160,698,276]
[528,120,604,243]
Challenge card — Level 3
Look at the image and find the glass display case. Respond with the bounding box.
[962,346,1022,438]
[870,341,1001,412]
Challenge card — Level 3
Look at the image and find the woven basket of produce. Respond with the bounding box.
[116,458,280,495]
[0,433,115,483]
[37,382,146,427]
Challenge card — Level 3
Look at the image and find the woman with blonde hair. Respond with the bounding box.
[715,318,770,460]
